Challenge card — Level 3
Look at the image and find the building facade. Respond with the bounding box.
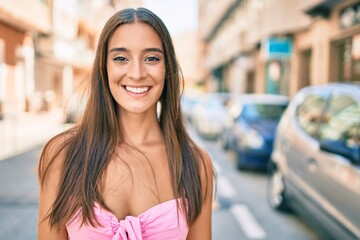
[0,0,50,118]
[199,0,358,97]
[0,0,97,119]
[0,0,119,121]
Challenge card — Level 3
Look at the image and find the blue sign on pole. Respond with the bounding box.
[263,37,292,59]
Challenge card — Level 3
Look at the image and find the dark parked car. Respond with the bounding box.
[267,83,360,240]
[220,94,288,170]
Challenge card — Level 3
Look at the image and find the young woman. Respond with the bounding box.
[37,7,215,240]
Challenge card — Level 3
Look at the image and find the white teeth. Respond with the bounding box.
[125,86,150,94]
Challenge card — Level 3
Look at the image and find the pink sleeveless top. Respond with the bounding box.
[66,199,188,240]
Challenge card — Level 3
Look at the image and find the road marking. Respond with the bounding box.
[230,204,266,239]
[218,176,236,198]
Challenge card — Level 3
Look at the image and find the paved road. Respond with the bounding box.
[0,136,321,240]
[190,127,321,240]
[0,147,40,240]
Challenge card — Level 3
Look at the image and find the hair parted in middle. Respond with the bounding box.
[38,7,212,228]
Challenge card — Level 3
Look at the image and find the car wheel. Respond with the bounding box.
[267,163,289,211]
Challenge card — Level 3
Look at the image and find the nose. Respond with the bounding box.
[127,60,146,80]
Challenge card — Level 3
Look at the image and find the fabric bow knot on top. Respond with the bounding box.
[111,215,144,240]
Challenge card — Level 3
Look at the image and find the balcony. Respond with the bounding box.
[0,0,51,33]
[302,0,342,18]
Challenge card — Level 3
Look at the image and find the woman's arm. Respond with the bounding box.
[38,140,68,240]
[187,150,215,240]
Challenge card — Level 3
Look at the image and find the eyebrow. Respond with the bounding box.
[109,47,163,54]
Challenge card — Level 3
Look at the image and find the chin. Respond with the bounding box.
[121,105,157,115]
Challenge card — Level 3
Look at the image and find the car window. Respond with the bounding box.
[296,93,328,136]
[240,104,287,121]
[205,98,223,109]
[318,94,360,149]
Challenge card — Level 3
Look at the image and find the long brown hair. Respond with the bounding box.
[38,7,212,227]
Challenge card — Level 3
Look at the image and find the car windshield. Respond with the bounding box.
[241,104,287,121]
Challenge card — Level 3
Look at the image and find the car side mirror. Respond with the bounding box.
[320,140,360,164]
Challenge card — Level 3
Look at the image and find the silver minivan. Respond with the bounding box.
[267,83,360,240]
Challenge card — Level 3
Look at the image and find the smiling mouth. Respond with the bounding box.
[124,86,151,94]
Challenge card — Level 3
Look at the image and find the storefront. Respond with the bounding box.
[262,37,292,95]
[331,1,360,82]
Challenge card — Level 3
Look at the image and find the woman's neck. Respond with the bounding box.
[118,110,163,146]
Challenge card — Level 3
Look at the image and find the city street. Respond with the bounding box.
[0,124,321,240]
[0,0,359,239]
[189,126,321,240]
[0,148,39,240]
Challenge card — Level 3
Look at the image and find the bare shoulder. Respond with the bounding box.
[38,130,74,239]
[38,129,74,183]
[186,145,215,240]
[195,146,213,176]
[193,145,215,199]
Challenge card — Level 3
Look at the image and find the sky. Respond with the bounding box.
[143,0,198,35]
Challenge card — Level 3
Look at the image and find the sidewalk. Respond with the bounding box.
[0,109,69,161]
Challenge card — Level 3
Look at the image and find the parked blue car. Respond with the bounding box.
[219,94,288,170]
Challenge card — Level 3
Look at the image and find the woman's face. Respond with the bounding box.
[107,22,165,115]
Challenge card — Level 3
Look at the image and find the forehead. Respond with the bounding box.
[108,22,163,50]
